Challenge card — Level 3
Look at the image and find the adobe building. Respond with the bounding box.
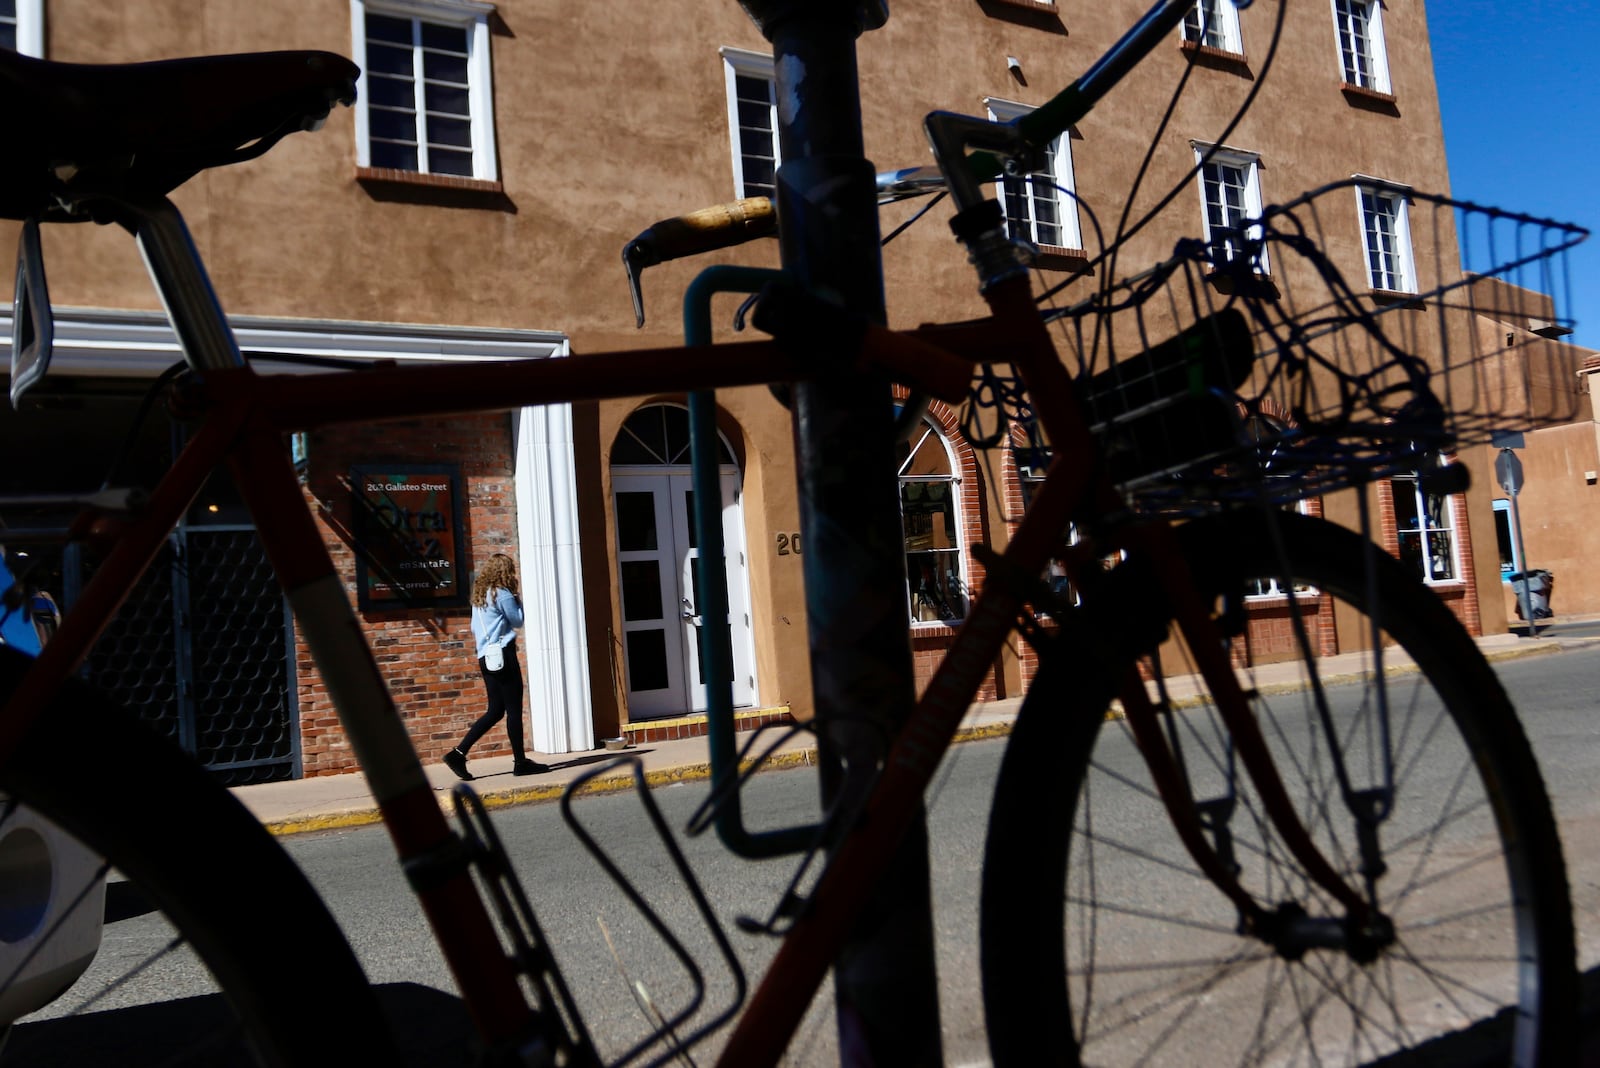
[1459,277,1598,623]
[0,0,1530,781]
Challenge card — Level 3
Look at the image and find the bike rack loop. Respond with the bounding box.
[682,263,819,859]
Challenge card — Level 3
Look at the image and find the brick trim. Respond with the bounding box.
[356,166,505,196]
[1340,82,1397,106]
[1180,39,1249,66]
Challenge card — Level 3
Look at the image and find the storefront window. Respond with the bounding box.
[1493,498,1519,578]
[1393,469,1458,583]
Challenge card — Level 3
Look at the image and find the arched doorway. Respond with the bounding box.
[611,404,757,719]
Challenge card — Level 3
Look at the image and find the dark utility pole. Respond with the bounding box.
[734,1,943,1064]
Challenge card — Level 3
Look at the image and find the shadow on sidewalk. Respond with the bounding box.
[12,966,1595,1064]
[1361,962,1600,1066]
[8,983,475,1066]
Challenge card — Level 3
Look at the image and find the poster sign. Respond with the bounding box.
[351,463,468,610]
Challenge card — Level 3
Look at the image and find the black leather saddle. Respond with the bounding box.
[0,48,358,221]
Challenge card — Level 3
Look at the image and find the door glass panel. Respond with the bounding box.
[626,629,669,691]
[620,561,664,621]
[684,489,697,549]
[615,492,658,551]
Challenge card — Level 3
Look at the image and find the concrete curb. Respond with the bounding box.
[260,721,1017,838]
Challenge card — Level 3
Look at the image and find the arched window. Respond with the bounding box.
[898,418,965,624]
[611,404,734,467]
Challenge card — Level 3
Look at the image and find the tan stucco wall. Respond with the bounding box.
[6,0,1494,729]
[1476,418,1600,623]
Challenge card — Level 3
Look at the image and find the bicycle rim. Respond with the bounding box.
[0,647,400,1066]
[980,510,1577,1067]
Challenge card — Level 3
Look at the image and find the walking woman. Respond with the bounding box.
[443,552,549,780]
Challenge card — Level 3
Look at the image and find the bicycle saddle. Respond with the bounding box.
[0,49,357,222]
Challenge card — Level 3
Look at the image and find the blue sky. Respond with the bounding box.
[1427,1,1599,350]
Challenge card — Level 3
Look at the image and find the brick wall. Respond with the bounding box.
[294,413,520,776]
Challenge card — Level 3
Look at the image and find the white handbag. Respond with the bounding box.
[483,643,505,671]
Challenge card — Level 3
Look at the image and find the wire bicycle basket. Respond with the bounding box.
[1004,179,1589,515]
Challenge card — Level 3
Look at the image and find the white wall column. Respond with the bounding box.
[514,402,594,754]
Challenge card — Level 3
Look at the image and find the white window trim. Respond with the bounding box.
[1182,0,1243,55]
[349,0,500,181]
[1354,178,1416,293]
[1192,142,1268,274]
[719,46,778,200]
[1331,0,1391,94]
[984,97,1083,253]
[5,0,44,55]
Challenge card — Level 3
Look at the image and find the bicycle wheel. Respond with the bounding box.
[0,646,402,1066]
[980,510,1577,1067]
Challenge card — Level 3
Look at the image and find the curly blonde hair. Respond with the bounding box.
[470,553,519,607]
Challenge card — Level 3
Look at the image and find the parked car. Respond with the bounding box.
[0,552,104,1032]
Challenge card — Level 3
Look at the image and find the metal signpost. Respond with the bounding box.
[1495,445,1540,636]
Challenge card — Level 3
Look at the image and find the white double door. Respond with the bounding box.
[614,470,756,719]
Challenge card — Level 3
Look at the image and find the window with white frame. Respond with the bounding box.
[899,418,966,624]
[1183,0,1243,54]
[1332,0,1391,94]
[1195,145,1266,272]
[1357,181,1415,293]
[720,48,778,201]
[986,98,1082,253]
[1,0,44,55]
[1393,468,1458,584]
[350,0,499,181]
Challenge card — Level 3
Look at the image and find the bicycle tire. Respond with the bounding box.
[0,646,403,1066]
[980,510,1577,1067]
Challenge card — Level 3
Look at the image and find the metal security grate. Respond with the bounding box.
[86,526,297,785]
[184,529,297,785]
[87,544,181,744]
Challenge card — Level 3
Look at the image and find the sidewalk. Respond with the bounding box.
[228,623,1600,838]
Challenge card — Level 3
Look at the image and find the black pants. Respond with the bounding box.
[458,642,525,758]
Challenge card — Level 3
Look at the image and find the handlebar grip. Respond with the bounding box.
[633,197,776,261]
[622,198,777,327]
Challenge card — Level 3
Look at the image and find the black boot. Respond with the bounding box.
[443,748,473,781]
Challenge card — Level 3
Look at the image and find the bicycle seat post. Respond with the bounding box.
[124,194,246,372]
[725,2,943,1065]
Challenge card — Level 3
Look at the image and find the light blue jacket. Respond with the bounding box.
[471,587,524,659]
